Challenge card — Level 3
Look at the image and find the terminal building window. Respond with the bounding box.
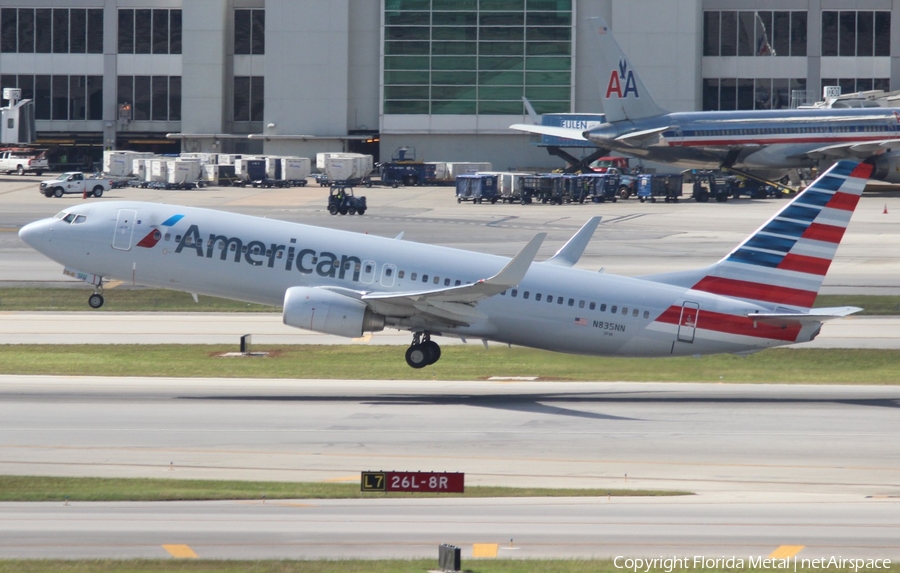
[383,0,572,115]
[703,77,805,111]
[118,9,182,55]
[234,9,265,55]
[1,8,104,54]
[234,76,265,122]
[821,78,890,96]
[821,11,890,57]
[1,74,103,120]
[703,11,806,57]
[117,76,182,121]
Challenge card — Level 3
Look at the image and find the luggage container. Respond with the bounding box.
[583,173,620,203]
[201,164,239,186]
[455,173,498,204]
[324,154,371,182]
[131,158,148,182]
[447,162,492,179]
[498,172,531,204]
[561,174,589,203]
[217,154,239,165]
[149,159,168,182]
[427,162,451,183]
[103,150,154,177]
[637,174,683,203]
[523,174,564,204]
[167,160,202,188]
[280,156,310,185]
[180,152,218,165]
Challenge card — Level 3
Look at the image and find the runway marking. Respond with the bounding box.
[324,476,359,483]
[0,227,21,233]
[472,543,499,558]
[162,544,198,558]
[770,545,805,558]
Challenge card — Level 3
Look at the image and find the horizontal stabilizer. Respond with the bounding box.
[748,306,862,325]
[614,126,672,147]
[544,217,601,267]
[509,123,588,142]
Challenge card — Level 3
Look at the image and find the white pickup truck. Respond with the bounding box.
[39,172,113,198]
[0,148,49,176]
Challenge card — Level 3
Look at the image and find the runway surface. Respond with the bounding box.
[2,495,899,560]
[2,311,899,348]
[1,376,898,559]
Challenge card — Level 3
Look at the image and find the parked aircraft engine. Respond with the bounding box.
[870,152,900,183]
[283,286,385,338]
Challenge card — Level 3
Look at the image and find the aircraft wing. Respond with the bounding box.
[748,306,862,326]
[356,233,546,326]
[509,123,588,142]
[800,139,900,160]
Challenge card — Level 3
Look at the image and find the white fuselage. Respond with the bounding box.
[20,201,817,357]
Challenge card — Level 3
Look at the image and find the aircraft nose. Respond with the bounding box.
[18,220,46,250]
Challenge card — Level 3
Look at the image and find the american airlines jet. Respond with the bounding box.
[19,159,871,368]
[511,16,900,183]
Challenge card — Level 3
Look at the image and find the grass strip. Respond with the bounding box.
[0,287,273,312]
[0,345,899,383]
[0,476,686,502]
[1,288,899,315]
[1,562,898,573]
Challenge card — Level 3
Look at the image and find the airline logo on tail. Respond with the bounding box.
[605,59,639,99]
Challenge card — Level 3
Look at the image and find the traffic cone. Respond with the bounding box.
[884,203,888,214]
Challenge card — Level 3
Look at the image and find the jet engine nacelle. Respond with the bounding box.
[283,286,385,338]
[871,152,900,184]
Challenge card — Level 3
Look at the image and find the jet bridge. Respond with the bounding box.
[0,88,36,145]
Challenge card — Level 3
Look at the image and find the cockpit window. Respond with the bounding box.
[54,212,85,224]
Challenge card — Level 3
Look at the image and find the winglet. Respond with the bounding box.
[544,217,600,267]
[485,232,546,288]
[522,96,541,124]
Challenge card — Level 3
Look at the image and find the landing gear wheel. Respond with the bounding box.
[422,340,441,365]
[88,293,104,309]
[405,345,429,369]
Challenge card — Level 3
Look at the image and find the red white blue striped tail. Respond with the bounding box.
[690,160,873,311]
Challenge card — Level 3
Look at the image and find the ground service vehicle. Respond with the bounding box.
[39,172,113,198]
[328,185,367,215]
[0,148,48,175]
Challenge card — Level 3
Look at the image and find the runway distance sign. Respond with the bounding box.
[361,471,464,493]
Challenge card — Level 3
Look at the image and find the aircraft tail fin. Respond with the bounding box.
[587,16,666,122]
[689,159,874,311]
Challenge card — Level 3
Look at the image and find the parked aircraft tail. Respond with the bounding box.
[587,16,666,123]
[644,159,875,312]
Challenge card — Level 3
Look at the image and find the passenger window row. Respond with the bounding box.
[501,288,651,319]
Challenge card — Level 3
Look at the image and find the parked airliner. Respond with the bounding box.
[511,16,900,183]
[19,159,870,368]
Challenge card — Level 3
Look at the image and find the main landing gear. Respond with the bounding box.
[88,283,104,309]
[405,332,441,369]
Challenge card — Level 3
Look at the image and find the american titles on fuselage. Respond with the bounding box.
[172,223,363,281]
